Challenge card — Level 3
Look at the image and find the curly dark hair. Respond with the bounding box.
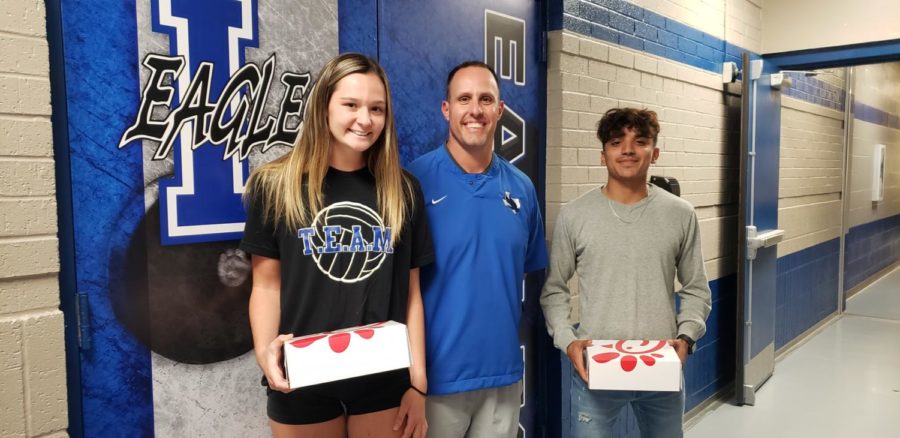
[596,108,659,148]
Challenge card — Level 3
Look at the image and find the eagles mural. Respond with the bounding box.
[56,0,543,436]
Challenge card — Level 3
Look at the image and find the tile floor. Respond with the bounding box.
[686,267,900,438]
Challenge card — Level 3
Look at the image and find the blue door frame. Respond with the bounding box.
[765,39,900,70]
[735,39,900,406]
[45,0,83,434]
[50,1,335,435]
[735,52,782,405]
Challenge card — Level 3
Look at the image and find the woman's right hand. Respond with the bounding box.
[263,333,294,393]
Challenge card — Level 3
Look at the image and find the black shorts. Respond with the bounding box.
[266,368,410,425]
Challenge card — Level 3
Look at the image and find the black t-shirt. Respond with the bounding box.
[240,167,434,337]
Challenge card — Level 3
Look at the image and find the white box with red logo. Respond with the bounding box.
[284,321,411,389]
[583,340,682,391]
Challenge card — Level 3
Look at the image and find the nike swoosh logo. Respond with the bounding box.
[431,195,448,205]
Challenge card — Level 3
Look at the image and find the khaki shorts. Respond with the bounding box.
[425,381,522,438]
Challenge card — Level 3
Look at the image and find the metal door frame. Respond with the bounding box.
[46,0,84,434]
[736,52,785,406]
[735,40,900,406]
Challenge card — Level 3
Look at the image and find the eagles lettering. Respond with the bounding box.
[118,53,311,161]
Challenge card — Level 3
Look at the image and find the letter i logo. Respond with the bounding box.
[151,0,259,244]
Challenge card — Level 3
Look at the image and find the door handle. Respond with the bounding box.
[746,226,784,260]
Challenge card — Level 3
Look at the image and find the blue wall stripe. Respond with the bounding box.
[684,274,736,409]
[556,0,732,74]
[783,73,847,112]
[853,101,900,129]
[844,213,900,291]
[554,0,844,111]
[775,238,840,349]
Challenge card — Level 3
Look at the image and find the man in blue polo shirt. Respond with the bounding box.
[408,61,548,437]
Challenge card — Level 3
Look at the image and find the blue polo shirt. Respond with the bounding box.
[408,145,548,395]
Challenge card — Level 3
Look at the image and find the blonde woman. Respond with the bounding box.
[241,53,432,438]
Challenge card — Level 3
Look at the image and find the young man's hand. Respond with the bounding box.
[669,338,689,364]
[566,340,593,383]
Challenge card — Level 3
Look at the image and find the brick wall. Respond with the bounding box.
[545,0,817,427]
[546,30,737,284]
[626,0,762,53]
[844,62,900,290]
[777,93,845,257]
[774,79,846,349]
[548,0,854,349]
[0,0,68,436]
[848,63,900,228]
[546,0,760,429]
[724,0,761,53]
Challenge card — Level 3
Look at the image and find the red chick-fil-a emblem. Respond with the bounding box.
[591,340,667,372]
[289,322,385,353]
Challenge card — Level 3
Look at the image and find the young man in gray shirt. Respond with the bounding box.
[540,108,711,437]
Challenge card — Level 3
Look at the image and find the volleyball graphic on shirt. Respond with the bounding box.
[298,201,393,283]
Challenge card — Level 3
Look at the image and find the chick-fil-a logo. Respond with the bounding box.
[591,340,667,372]
[289,322,386,353]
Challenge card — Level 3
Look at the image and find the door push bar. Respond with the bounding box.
[746,226,784,260]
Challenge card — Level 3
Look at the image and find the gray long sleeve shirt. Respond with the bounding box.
[540,185,712,352]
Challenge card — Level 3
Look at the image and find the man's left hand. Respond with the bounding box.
[669,338,689,364]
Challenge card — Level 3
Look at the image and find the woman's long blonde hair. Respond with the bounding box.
[245,53,412,244]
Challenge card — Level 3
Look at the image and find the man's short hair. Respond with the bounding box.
[596,108,660,147]
[446,61,501,99]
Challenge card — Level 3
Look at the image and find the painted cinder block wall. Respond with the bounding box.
[775,70,846,349]
[844,63,900,291]
[546,1,763,429]
[547,5,900,434]
[761,0,900,53]
[778,95,844,260]
[0,0,69,437]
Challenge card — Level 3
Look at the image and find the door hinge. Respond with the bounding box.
[541,30,548,63]
[76,292,92,351]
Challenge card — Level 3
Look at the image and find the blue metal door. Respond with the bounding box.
[370,0,548,435]
[736,53,784,405]
[51,1,336,435]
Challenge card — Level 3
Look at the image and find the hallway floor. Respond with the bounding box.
[686,267,900,437]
